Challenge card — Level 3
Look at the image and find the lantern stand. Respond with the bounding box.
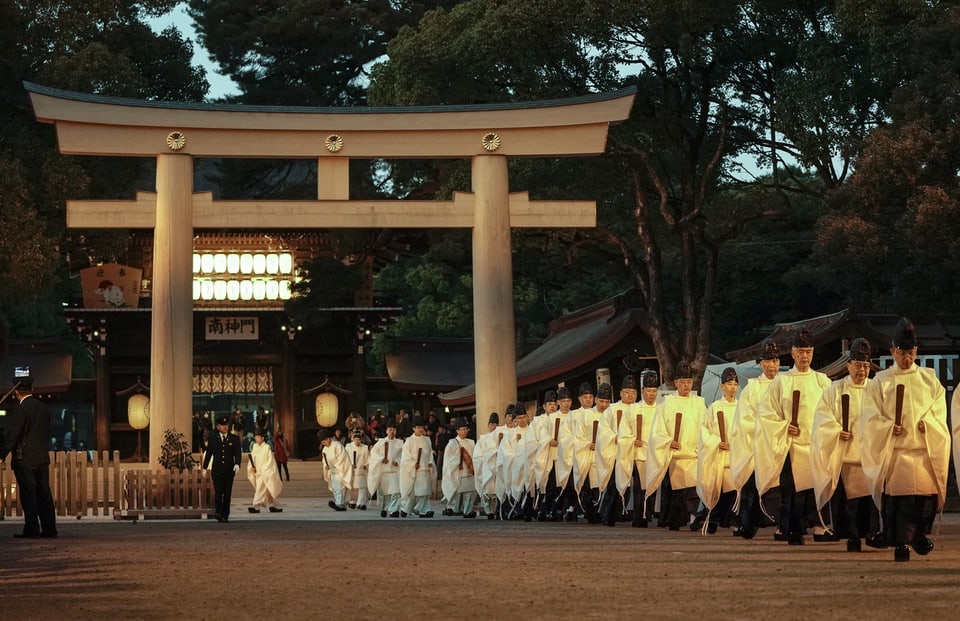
[118,378,150,463]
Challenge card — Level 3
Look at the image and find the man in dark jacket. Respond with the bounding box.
[1,373,57,538]
[203,415,242,522]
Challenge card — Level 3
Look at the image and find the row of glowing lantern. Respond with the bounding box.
[193,252,295,276]
[193,278,293,301]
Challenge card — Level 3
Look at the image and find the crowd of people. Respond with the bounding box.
[344,316,955,563]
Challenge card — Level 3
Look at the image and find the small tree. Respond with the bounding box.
[158,428,198,472]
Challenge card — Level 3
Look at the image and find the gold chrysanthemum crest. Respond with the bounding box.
[325,134,344,152]
[165,131,187,151]
[481,132,501,151]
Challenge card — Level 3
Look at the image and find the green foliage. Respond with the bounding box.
[0,1,209,340]
[158,428,198,472]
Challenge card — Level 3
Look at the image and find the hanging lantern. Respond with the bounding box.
[315,392,339,427]
[128,394,150,430]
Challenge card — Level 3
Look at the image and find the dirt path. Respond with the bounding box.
[2,512,959,621]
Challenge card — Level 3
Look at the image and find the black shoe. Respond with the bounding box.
[741,526,759,540]
[865,532,888,549]
[564,511,578,523]
[668,525,680,531]
[249,507,260,513]
[773,531,788,541]
[632,517,648,528]
[913,537,934,556]
[442,508,455,517]
[336,504,348,512]
[389,511,400,518]
[358,505,366,511]
[463,511,477,518]
[487,513,496,520]
[380,510,388,518]
[706,522,718,534]
[813,530,837,542]
[847,538,862,552]
[268,507,282,513]
[424,510,435,518]
[214,514,227,523]
[14,532,40,539]
[328,500,339,511]
[400,511,408,517]
[40,531,58,539]
[787,533,805,546]
[894,545,910,562]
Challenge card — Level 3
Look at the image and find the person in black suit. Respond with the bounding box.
[1,374,57,538]
[203,415,242,522]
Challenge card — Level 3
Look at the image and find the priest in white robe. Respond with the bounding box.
[442,418,478,518]
[596,375,640,526]
[368,419,404,517]
[646,360,705,530]
[344,430,370,510]
[755,328,832,545]
[570,382,601,523]
[697,367,739,534]
[811,337,881,552]
[473,411,502,519]
[246,427,283,513]
[730,339,780,539]
[861,318,949,562]
[399,414,437,517]
[320,429,350,511]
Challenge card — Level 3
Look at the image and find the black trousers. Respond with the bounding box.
[830,476,879,539]
[779,455,817,536]
[630,464,655,522]
[738,473,762,531]
[598,475,623,524]
[12,463,57,536]
[883,493,937,547]
[663,476,699,529]
[710,490,737,527]
[212,471,236,518]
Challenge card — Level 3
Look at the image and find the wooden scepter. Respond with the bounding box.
[616,409,623,430]
[636,413,643,449]
[895,384,905,428]
[841,394,850,432]
[416,446,422,470]
[382,440,389,464]
[554,417,561,442]
[591,420,599,449]
[717,411,727,445]
[673,412,683,448]
[791,390,801,428]
[498,432,504,446]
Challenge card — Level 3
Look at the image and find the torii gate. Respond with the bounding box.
[26,82,635,467]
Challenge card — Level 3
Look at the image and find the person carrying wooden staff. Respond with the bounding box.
[862,318,949,562]
[646,361,706,531]
[756,328,832,545]
[698,367,740,534]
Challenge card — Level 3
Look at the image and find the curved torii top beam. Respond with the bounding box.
[25,82,636,159]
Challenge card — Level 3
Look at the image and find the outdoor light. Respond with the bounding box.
[265,279,279,299]
[240,280,254,300]
[200,253,214,273]
[200,280,214,300]
[280,281,292,300]
[252,254,266,274]
[192,253,201,273]
[213,253,227,273]
[227,280,240,300]
[279,253,293,274]
[193,280,201,299]
[213,280,227,300]
[265,253,280,274]
[252,280,266,300]
[226,253,240,273]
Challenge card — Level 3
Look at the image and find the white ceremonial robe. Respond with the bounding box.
[501,426,531,502]
[593,401,624,490]
[441,437,477,504]
[697,397,737,511]
[321,441,351,505]
[473,427,502,499]
[367,437,404,497]
[345,443,370,506]
[755,368,831,496]
[615,401,656,497]
[399,435,437,500]
[571,406,601,493]
[811,376,870,511]
[646,394,705,494]
[546,410,576,490]
[247,441,283,508]
[729,375,775,492]
[861,363,949,510]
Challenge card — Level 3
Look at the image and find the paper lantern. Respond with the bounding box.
[128,394,150,430]
[315,392,339,427]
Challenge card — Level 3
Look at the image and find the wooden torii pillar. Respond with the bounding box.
[26,82,635,466]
